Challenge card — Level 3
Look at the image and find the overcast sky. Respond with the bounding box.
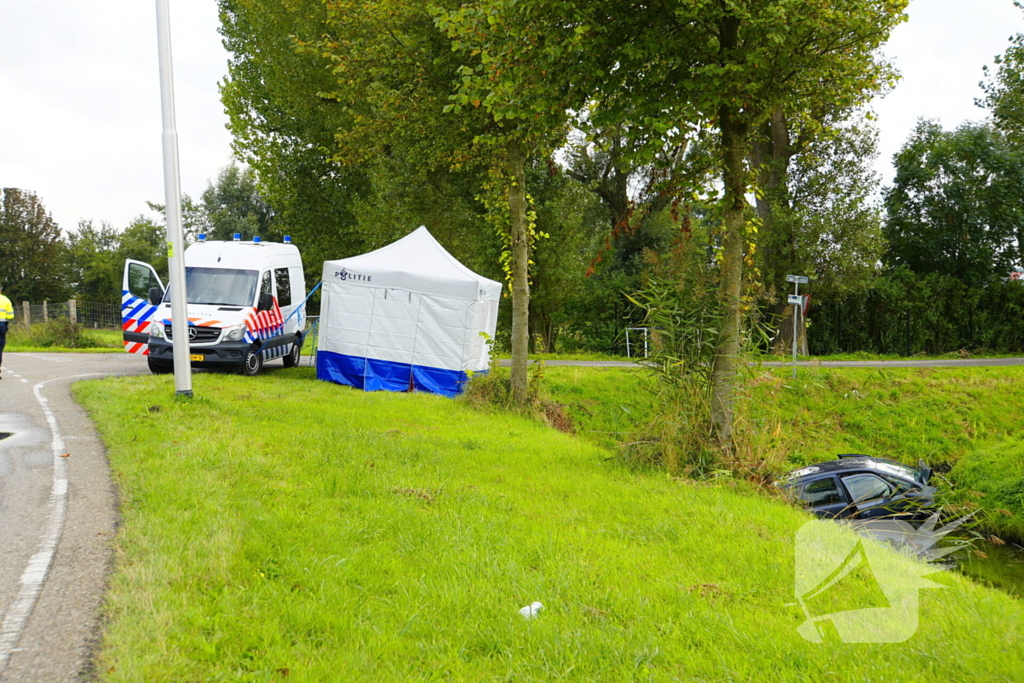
[0,0,1022,234]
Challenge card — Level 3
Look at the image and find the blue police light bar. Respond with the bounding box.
[197,233,207,242]
[233,233,241,241]
[253,236,262,244]
[283,235,292,244]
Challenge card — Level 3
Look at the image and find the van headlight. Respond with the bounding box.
[149,322,164,339]
[222,324,247,341]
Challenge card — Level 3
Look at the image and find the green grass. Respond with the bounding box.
[949,440,1024,540]
[76,368,1024,681]
[739,366,1024,471]
[542,364,1024,539]
[6,323,123,352]
[755,350,1023,362]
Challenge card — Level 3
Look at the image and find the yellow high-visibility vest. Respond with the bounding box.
[0,294,14,321]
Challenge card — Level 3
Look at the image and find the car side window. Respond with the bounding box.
[842,473,893,504]
[884,477,916,494]
[799,477,845,507]
[274,268,292,307]
[128,263,161,299]
[260,271,273,302]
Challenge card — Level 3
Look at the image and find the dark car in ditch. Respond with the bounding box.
[779,454,936,520]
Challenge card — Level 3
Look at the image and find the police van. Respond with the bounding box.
[121,234,306,376]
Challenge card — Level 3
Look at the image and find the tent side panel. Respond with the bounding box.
[317,350,366,389]
[413,294,471,371]
[466,298,500,372]
[411,365,469,397]
[366,289,420,365]
[317,281,375,388]
[318,282,374,358]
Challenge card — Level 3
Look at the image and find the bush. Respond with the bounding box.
[810,268,1024,355]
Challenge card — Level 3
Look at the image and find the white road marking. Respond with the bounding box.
[20,379,27,384]
[0,373,110,674]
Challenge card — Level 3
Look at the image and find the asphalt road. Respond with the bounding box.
[0,352,147,682]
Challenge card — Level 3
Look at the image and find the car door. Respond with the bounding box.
[121,259,164,355]
[840,473,902,520]
[798,475,853,519]
[273,267,297,335]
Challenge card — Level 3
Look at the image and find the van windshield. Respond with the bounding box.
[164,267,259,307]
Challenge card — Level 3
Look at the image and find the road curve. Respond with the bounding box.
[0,352,147,682]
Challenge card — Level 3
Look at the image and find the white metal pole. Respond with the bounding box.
[155,0,193,397]
[792,281,799,379]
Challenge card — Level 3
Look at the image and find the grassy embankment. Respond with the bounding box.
[77,366,1024,681]
[6,322,122,353]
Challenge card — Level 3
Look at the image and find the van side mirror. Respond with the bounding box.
[149,287,164,305]
[258,293,274,311]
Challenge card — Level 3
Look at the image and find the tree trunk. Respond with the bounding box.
[772,304,809,355]
[710,106,749,449]
[508,141,531,403]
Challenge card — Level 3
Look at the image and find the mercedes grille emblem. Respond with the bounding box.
[188,327,198,340]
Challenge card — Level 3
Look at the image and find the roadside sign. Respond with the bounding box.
[788,294,803,305]
[786,275,810,284]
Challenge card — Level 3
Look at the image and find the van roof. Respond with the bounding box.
[185,240,301,270]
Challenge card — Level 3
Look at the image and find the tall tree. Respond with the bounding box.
[980,1,1024,143]
[0,188,68,302]
[201,163,276,242]
[884,120,1024,282]
[435,2,580,401]
[219,0,369,268]
[751,115,887,352]
[468,0,907,446]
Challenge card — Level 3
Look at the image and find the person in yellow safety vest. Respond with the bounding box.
[0,284,13,379]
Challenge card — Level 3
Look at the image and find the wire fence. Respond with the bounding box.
[303,316,320,367]
[10,300,123,330]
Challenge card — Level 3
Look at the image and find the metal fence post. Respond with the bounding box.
[69,299,78,325]
[22,302,30,327]
[42,300,48,321]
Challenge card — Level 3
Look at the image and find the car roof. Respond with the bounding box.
[784,455,919,483]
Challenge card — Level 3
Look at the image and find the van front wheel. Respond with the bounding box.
[241,349,263,377]
[147,356,172,374]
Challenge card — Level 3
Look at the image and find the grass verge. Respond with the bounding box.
[78,368,1024,681]
[6,322,122,352]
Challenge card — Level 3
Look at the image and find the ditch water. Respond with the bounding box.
[957,539,1024,597]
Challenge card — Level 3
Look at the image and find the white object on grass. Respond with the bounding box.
[519,601,544,619]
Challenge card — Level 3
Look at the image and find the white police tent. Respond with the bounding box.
[317,226,502,397]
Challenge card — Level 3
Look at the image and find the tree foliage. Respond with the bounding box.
[67,216,168,307]
[200,164,276,242]
[980,1,1024,143]
[219,0,368,267]
[473,0,906,444]
[0,188,68,302]
[884,120,1024,282]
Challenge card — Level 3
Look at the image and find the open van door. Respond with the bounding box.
[122,259,164,355]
